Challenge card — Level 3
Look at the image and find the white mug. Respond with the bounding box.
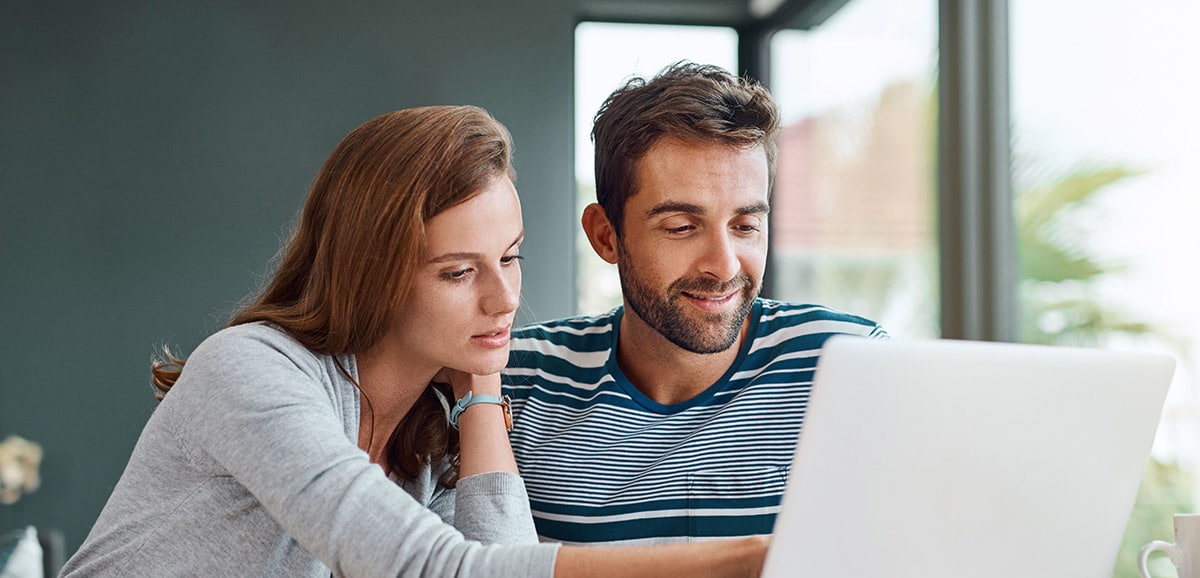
[1139,513,1200,578]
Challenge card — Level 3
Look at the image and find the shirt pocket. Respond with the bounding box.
[686,466,789,541]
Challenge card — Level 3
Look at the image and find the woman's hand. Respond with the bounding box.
[433,368,502,400]
[434,368,515,479]
[555,536,769,578]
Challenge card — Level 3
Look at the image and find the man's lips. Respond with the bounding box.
[681,291,738,312]
[682,291,735,302]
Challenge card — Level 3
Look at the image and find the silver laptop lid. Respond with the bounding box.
[763,337,1174,578]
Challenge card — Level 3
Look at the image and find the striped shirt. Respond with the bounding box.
[502,298,887,545]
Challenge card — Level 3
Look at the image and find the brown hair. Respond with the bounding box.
[591,61,780,236]
[151,105,515,486]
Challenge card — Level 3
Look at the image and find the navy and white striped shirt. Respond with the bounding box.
[502,299,886,545]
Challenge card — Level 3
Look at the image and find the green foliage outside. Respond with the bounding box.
[1014,161,1195,578]
[1113,459,1195,578]
[1016,165,1154,345]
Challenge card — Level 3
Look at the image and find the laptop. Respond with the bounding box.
[762,337,1175,578]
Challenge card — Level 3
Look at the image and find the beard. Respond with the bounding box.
[617,245,759,355]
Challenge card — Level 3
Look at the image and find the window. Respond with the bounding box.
[1010,1,1200,575]
[573,4,1199,576]
[768,0,939,337]
[574,22,739,314]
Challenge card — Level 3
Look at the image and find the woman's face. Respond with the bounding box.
[387,174,524,377]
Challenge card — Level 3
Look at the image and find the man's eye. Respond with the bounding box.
[666,225,694,234]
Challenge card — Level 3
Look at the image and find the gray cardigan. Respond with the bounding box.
[61,323,558,577]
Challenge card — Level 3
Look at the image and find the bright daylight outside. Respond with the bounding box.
[574,22,739,315]
[1011,1,1200,576]
[576,1,1199,576]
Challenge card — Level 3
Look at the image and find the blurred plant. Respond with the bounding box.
[1015,164,1155,345]
[1111,459,1195,578]
[1012,160,1194,578]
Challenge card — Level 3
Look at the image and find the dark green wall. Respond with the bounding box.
[0,0,577,553]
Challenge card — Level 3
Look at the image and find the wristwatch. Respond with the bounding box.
[448,391,513,431]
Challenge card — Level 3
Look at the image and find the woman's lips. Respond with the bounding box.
[471,328,511,349]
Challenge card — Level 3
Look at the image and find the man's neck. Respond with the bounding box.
[615,310,751,405]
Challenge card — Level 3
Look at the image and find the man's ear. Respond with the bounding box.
[581,203,619,264]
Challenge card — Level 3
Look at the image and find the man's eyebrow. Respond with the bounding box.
[646,202,705,218]
[426,232,525,264]
[737,202,771,216]
[645,201,771,218]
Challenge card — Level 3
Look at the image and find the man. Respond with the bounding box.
[503,62,886,545]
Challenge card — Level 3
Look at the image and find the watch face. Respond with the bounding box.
[501,395,513,431]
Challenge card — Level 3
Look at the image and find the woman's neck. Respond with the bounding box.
[353,344,438,470]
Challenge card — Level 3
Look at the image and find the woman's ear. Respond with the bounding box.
[581,203,619,265]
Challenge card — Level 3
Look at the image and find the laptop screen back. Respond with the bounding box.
[762,337,1174,578]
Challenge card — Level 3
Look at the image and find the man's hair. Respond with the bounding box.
[591,61,780,236]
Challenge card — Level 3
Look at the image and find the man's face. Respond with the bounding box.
[616,137,769,354]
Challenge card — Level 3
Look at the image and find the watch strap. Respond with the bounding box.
[448,392,512,431]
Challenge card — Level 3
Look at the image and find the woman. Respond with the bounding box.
[61,106,767,577]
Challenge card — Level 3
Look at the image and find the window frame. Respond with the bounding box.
[576,0,1017,340]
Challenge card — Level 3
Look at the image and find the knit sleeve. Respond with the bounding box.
[454,472,540,544]
[174,326,558,577]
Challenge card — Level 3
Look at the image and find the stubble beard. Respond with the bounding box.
[616,245,758,355]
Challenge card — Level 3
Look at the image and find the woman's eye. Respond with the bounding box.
[501,255,524,265]
[441,268,472,282]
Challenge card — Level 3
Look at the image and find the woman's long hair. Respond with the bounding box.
[152,106,515,486]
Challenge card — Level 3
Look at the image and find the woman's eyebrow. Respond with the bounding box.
[426,231,525,264]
